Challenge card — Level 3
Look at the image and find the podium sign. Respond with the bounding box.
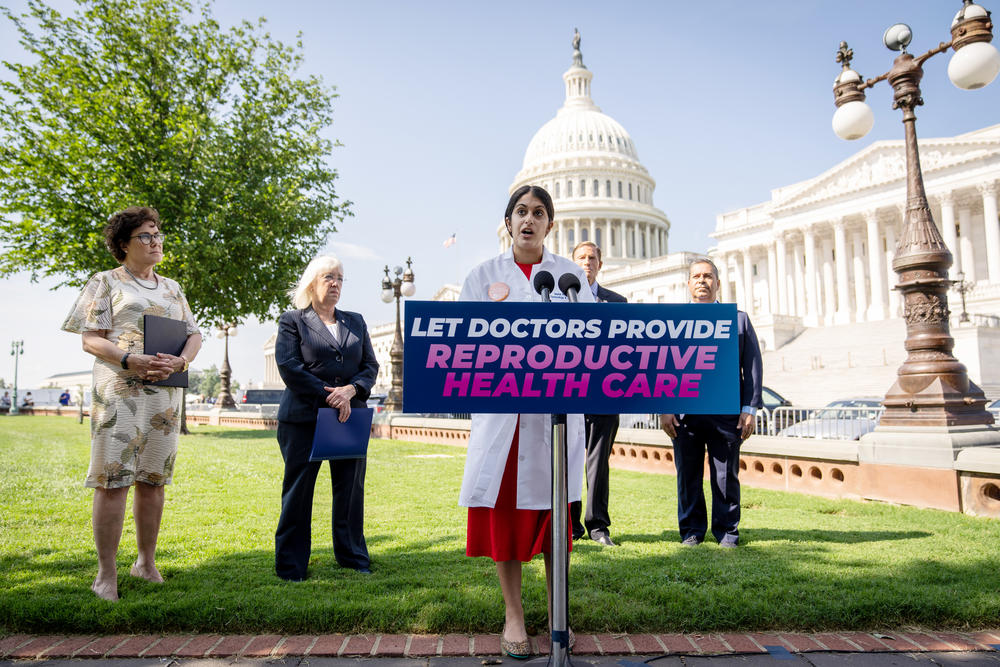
[402,301,739,415]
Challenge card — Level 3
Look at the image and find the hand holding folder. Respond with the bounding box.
[143,314,189,388]
[310,407,374,461]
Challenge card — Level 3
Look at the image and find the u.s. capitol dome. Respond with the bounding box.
[500,32,671,266]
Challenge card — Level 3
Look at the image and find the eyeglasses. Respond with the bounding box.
[130,232,166,245]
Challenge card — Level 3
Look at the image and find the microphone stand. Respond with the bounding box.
[530,272,577,667]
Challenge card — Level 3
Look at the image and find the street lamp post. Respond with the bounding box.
[216,323,238,409]
[952,271,974,323]
[9,340,23,416]
[380,258,416,413]
[831,1,1000,427]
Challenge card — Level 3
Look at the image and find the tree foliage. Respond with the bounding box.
[188,364,238,399]
[0,0,350,325]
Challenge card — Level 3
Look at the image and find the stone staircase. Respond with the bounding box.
[763,319,908,406]
[763,317,1000,406]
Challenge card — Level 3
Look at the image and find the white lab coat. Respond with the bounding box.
[458,247,593,509]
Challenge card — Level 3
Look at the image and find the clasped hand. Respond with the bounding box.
[324,384,357,423]
[660,412,755,441]
[129,353,184,382]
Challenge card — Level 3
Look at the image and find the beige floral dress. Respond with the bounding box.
[62,267,200,489]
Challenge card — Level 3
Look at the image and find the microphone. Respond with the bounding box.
[533,270,555,302]
[558,272,581,303]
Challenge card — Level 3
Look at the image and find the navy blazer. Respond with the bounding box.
[595,284,627,303]
[275,306,379,423]
[736,310,764,412]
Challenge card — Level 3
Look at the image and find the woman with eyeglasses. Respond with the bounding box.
[62,206,202,601]
[273,255,378,581]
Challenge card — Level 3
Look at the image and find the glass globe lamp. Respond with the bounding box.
[832,100,874,140]
[948,40,1000,88]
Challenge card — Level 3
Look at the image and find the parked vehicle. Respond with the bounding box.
[988,399,1000,422]
[367,393,387,414]
[761,386,792,412]
[622,386,793,432]
[778,398,883,440]
[240,389,284,404]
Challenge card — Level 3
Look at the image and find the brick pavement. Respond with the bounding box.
[1,631,999,659]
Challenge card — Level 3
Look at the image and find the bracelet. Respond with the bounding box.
[121,353,130,370]
[180,355,190,372]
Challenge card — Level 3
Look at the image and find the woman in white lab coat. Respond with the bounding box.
[459,185,592,658]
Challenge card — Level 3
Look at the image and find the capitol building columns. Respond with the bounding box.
[864,210,887,322]
[709,177,1000,328]
[937,193,959,271]
[981,181,1000,282]
[766,243,778,316]
[741,249,755,313]
[958,206,976,282]
[718,255,732,303]
[802,226,820,326]
[524,210,674,263]
[820,236,835,325]
[833,219,851,324]
[852,228,868,321]
[775,234,789,315]
[711,206,988,326]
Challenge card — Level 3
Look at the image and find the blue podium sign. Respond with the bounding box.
[402,301,739,415]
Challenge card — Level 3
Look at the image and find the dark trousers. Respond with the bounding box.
[275,420,369,579]
[571,413,620,537]
[671,414,742,544]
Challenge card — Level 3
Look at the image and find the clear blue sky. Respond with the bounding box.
[2,0,999,389]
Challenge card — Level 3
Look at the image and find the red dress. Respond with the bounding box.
[465,260,573,562]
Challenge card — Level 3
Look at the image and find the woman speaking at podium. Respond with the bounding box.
[458,185,592,658]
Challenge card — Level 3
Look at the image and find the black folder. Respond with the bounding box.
[309,407,374,461]
[143,314,189,388]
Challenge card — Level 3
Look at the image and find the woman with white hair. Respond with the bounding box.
[273,254,379,580]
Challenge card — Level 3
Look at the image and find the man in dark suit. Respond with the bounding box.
[660,257,762,548]
[570,241,627,547]
[274,257,379,580]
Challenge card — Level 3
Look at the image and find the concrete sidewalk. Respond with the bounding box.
[3,631,1000,663]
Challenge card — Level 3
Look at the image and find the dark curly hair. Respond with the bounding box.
[104,206,161,262]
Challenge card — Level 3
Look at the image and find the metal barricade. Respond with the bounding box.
[771,405,884,440]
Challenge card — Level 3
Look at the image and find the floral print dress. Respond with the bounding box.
[62,267,200,489]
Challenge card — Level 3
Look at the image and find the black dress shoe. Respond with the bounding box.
[357,567,372,574]
[572,529,585,541]
[278,573,307,582]
[590,530,616,546]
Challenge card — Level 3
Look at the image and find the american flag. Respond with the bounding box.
[443,233,457,248]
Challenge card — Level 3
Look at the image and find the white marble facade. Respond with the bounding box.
[710,124,1000,334]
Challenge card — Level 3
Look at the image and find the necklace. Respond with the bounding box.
[123,264,158,290]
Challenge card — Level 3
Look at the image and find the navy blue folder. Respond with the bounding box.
[309,407,374,461]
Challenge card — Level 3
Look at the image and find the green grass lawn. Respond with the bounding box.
[1,416,999,635]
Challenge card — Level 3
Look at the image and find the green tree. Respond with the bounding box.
[0,0,350,325]
[189,365,220,398]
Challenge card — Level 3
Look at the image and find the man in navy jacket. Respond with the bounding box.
[660,258,763,548]
[569,241,627,547]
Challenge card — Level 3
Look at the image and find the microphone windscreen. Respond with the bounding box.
[558,272,581,295]
[533,270,555,295]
